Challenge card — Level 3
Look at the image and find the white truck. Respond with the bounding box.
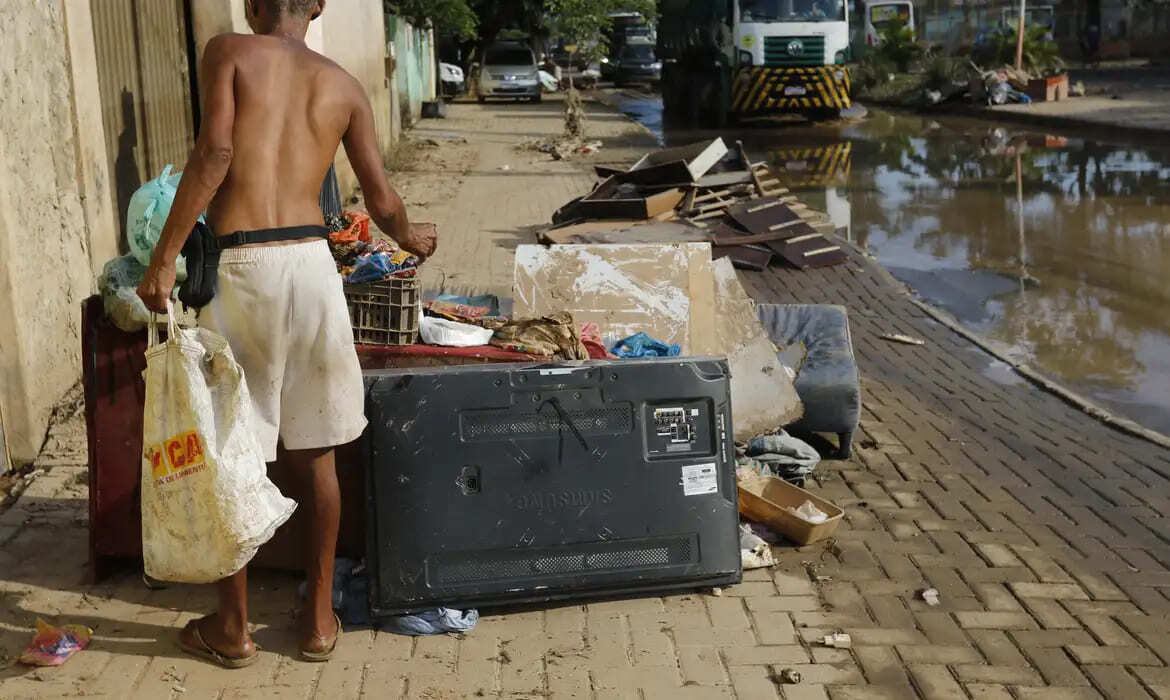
[659,0,852,125]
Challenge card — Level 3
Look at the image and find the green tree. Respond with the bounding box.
[388,0,478,39]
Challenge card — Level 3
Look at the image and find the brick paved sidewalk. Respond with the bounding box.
[4,96,1170,699]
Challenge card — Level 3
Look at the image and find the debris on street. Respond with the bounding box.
[820,632,852,649]
[18,619,92,667]
[880,333,926,346]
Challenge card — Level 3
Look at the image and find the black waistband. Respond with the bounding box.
[216,225,330,250]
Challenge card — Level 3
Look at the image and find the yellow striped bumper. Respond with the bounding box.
[731,66,852,114]
[770,142,853,188]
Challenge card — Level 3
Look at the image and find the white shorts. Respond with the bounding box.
[199,240,367,461]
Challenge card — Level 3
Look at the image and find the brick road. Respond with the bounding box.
[3,97,1170,699]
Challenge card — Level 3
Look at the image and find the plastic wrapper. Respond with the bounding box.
[19,619,93,666]
[791,500,829,524]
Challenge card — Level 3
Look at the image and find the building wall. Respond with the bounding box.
[0,0,116,463]
[388,16,437,127]
[190,0,395,197]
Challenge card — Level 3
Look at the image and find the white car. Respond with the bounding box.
[440,62,464,98]
[476,43,542,103]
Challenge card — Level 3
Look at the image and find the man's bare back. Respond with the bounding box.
[204,33,354,237]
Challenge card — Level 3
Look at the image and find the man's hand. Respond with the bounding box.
[137,261,177,314]
[395,222,438,260]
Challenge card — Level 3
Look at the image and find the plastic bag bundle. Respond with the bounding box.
[141,303,295,582]
[99,254,151,332]
[126,165,191,278]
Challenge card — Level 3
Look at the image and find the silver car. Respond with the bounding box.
[476,43,542,103]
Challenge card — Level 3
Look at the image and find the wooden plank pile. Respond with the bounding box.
[541,138,846,271]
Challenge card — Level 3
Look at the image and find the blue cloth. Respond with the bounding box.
[611,332,680,358]
[347,253,394,284]
[300,558,479,636]
[745,431,821,479]
[380,608,481,636]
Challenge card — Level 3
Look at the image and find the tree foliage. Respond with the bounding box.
[387,0,478,39]
[545,0,656,62]
[875,19,923,73]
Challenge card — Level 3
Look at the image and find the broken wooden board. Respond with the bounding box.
[771,234,848,269]
[711,244,773,271]
[630,138,728,181]
[541,221,711,245]
[564,178,686,221]
[514,243,717,355]
[729,198,806,235]
[712,257,803,438]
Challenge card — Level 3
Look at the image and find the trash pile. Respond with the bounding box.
[326,211,420,283]
[542,137,847,270]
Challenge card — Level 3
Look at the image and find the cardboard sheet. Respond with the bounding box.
[513,243,717,355]
[712,258,804,438]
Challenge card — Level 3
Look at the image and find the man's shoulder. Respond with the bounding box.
[203,33,260,64]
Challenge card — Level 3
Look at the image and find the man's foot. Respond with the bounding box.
[299,613,341,662]
[178,614,258,669]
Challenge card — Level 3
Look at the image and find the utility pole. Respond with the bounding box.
[1015,0,1026,71]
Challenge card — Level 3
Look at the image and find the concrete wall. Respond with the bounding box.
[388,16,437,126]
[0,0,117,464]
[190,0,395,197]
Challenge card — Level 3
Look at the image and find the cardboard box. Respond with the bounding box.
[1027,74,1069,102]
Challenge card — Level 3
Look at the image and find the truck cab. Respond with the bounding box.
[735,0,851,68]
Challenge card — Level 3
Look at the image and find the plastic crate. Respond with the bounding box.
[344,278,419,346]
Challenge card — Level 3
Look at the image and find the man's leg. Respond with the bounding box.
[178,567,254,660]
[287,446,342,651]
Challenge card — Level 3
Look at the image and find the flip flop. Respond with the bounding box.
[299,613,341,662]
[178,619,260,669]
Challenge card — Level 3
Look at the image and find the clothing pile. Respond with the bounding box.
[488,312,590,359]
[303,558,480,637]
[327,211,420,284]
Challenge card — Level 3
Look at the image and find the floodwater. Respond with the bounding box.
[611,91,1170,434]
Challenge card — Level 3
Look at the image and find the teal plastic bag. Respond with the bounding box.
[126,165,196,279]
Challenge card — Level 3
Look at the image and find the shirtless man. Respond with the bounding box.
[137,0,435,666]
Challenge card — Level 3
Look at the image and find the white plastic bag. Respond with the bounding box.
[141,304,296,583]
[420,316,495,347]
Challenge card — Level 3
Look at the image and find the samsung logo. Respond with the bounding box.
[509,489,614,512]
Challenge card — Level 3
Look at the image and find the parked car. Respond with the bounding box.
[606,41,661,86]
[476,42,541,103]
[439,62,464,99]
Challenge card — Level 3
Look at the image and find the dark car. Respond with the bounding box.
[608,42,661,86]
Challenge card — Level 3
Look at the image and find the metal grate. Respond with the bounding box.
[763,36,826,67]
[461,405,633,441]
[431,537,694,585]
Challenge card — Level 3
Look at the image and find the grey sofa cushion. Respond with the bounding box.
[756,304,860,436]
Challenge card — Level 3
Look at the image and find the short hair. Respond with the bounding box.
[259,0,319,16]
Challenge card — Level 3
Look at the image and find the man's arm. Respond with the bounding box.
[342,86,436,258]
[137,35,238,313]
